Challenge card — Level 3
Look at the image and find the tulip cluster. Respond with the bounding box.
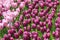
[0,0,60,40]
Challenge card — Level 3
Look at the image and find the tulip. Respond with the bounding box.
[37,25,40,31]
[11,2,17,8]
[14,33,19,39]
[8,29,16,34]
[32,23,36,29]
[4,34,10,40]
[14,21,20,28]
[18,29,23,35]
[10,37,14,40]
[19,2,25,9]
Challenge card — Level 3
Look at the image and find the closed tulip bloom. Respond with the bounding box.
[39,12,44,17]
[23,31,28,35]
[19,2,25,9]
[43,33,47,38]
[56,17,60,24]
[24,27,27,31]
[31,13,36,18]
[4,34,10,40]
[34,18,39,24]
[13,11,19,17]
[33,34,37,40]
[0,23,4,30]
[27,26,31,31]
[39,2,44,8]
[32,23,36,29]
[55,31,59,38]
[42,16,46,21]
[17,0,21,3]
[43,22,46,26]
[55,38,60,40]
[56,1,59,5]
[3,0,11,10]
[23,34,28,40]
[11,2,17,8]
[35,16,40,20]
[57,13,60,17]
[48,3,53,7]
[32,32,38,38]
[14,33,19,39]
[32,9,38,15]
[31,18,35,22]
[48,16,52,20]
[2,19,8,26]
[46,0,51,2]
[18,29,23,35]
[35,4,39,9]
[24,0,31,3]
[5,16,13,22]
[33,34,38,38]
[52,31,55,37]
[44,38,49,40]
[0,5,2,10]
[53,5,57,9]
[28,4,33,9]
[40,27,44,33]
[25,14,30,19]
[7,33,11,38]
[27,19,31,24]
[39,22,43,27]
[16,8,20,12]
[48,21,52,29]
[32,2,36,6]
[14,21,20,28]
[33,0,39,3]
[43,26,47,31]
[54,1,57,5]
[37,37,41,40]
[23,31,30,40]
[27,9,32,13]
[23,11,27,15]
[19,15,24,21]
[10,37,14,40]
[37,25,40,30]
[46,28,50,33]
[23,20,28,26]
[56,28,60,32]
[32,32,38,36]
[8,29,16,34]
[46,32,50,38]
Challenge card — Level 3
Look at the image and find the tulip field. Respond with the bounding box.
[0,0,60,40]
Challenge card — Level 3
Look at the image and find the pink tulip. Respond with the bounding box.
[19,2,25,9]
